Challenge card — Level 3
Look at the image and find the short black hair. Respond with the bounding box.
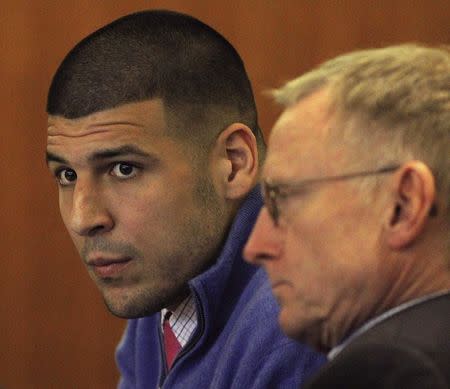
[47,10,264,151]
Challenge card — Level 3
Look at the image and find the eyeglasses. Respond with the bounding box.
[262,164,400,226]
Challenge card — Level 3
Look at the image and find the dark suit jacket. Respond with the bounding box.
[304,293,450,389]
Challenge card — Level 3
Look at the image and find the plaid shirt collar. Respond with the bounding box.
[161,294,197,348]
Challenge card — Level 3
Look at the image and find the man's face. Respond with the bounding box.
[244,91,387,350]
[47,99,228,318]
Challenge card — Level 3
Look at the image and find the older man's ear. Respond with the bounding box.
[386,161,436,249]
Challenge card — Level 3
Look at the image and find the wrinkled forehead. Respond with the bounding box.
[46,100,174,166]
[47,99,167,137]
[264,91,338,180]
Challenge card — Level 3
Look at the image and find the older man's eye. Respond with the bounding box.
[56,168,77,186]
[111,163,138,179]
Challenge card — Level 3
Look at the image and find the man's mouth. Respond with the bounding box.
[87,256,133,278]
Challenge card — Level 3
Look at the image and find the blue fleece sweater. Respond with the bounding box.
[116,187,325,388]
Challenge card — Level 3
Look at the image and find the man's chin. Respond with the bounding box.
[278,313,301,340]
[99,283,190,319]
[279,307,310,341]
[103,296,159,319]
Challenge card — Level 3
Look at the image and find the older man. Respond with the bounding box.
[244,44,450,388]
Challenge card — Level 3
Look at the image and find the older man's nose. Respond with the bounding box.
[244,208,282,265]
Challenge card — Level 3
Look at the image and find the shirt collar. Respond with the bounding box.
[161,294,197,348]
[328,290,450,360]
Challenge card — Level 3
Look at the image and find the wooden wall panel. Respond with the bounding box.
[1,1,449,388]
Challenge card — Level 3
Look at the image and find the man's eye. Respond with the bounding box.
[111,163,138,179]
[56,168,77,186]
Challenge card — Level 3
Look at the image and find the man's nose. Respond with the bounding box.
[69,180,114,237]
[243,208,282,265]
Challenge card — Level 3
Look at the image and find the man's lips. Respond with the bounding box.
[271,280,291,290]
[86,256,131,266]
[86,256,132,278]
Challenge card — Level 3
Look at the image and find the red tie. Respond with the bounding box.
[163,312,182,369]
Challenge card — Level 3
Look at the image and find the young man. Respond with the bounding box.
[46,10,324,388]
[244,44,450,388]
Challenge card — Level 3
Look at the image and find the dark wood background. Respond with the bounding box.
[1,1,448,388]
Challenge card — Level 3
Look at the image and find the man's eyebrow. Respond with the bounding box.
[46,151,67,165]
[46,145,152,166]
[86,145,152,162]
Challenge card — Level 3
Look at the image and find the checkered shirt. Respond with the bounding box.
[161,295,197,348]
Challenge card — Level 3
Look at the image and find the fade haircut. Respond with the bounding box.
[273,44,450,219]
[47,10,264,156]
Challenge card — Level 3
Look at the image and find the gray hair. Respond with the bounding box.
[273,44,450,218]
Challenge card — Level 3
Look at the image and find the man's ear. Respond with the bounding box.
[210,123,258,200]
[386,161,436,249]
